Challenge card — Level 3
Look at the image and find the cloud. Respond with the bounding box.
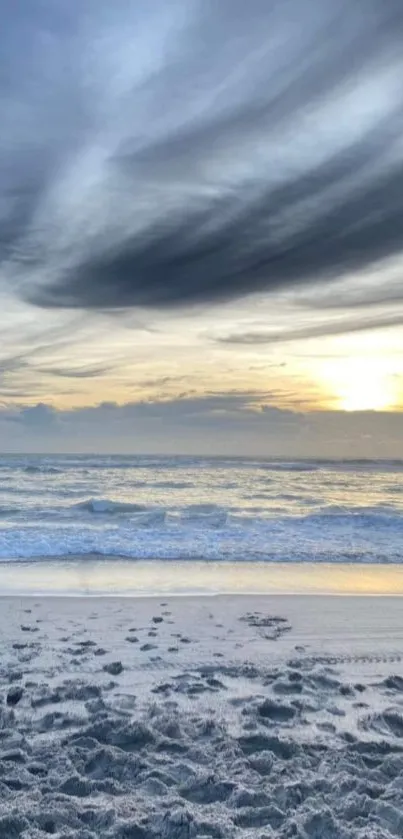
[39,363,114,379]
[216,311,403,345]
[136,375,189,389]
[0,392,301,434]
[1,2,403,312]
[0,394,402,457]
[84,391,299,425]
[18,402,58,428]
[292,259,403,311]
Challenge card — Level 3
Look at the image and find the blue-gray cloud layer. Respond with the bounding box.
[1,1,403,310]
[1,395,402,457]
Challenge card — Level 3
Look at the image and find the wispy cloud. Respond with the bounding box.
[39,363,114,379]
[216,312,403,345]
[0,1,403,312]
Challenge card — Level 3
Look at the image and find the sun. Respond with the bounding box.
[339,375,393,412]
[322,359,398,412]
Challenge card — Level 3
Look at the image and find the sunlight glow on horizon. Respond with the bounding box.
[318,358,401,412]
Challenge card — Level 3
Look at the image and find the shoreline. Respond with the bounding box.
[0,557,403,596]
[1,590,403,598]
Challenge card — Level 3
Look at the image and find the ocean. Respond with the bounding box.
[0,454,402,563]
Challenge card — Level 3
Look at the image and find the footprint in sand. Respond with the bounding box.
[240,612,292,640]
[103,661,124,676]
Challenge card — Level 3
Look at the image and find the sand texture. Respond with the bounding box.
[0,594,403,838]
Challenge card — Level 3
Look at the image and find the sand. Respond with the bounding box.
[0,594,403,838]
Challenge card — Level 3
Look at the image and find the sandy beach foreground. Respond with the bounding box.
[1,594,403,838]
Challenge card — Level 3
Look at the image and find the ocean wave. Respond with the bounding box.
[182,503,223,514]
[245,492,272,500]
[0,508,401,560]
[74,498,151,514]
[314,503,399,516]
[180,504,228,527]
[259,463,319,473]
[0,540,399,563]
[24,465,62,475]
[152,481,193,489]
[0,506,23,517]
[298,509,403,529]
[318,459,403,472]
[258,459,403,474]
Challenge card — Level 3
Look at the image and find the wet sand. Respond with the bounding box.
[1,557,403,596]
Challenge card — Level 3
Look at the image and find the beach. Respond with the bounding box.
[1,592,403,838]
[1,456,403,836]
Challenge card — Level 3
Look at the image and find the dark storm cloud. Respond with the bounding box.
[1,1,403,311]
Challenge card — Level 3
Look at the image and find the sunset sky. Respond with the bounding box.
[0,0,402,455]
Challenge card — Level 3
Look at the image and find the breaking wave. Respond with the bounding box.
[24,465,63,475]
[74,498,151,515]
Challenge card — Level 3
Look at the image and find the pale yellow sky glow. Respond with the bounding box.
[1,265,403,458]
[0,286,402,456]
[1,287,402,415]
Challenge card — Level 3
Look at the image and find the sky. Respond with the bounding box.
[0,0,403,456]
